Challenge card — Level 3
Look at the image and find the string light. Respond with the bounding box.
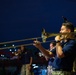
[9,49,12,51]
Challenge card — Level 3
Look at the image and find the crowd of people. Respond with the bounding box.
[12,20,76,75]
[33,22,76,75]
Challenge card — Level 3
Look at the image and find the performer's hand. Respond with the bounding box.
[33,40,42,49]
[55,35,61,41]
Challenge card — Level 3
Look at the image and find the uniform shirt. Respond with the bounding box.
[48,58,54,66]
[51,39,76,71]
[20,50,32,64]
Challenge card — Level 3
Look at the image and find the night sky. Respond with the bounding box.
[0,0,76,49]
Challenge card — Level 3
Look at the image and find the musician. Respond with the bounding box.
[20,45,33,75]
[33,22,76,75]
[45,41,56,75]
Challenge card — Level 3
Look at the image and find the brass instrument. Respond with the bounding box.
[74,27,76,32]
[41,28,76,42]
[0,28,76,50]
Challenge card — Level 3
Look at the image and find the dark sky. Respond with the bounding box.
[0,0,76,49]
